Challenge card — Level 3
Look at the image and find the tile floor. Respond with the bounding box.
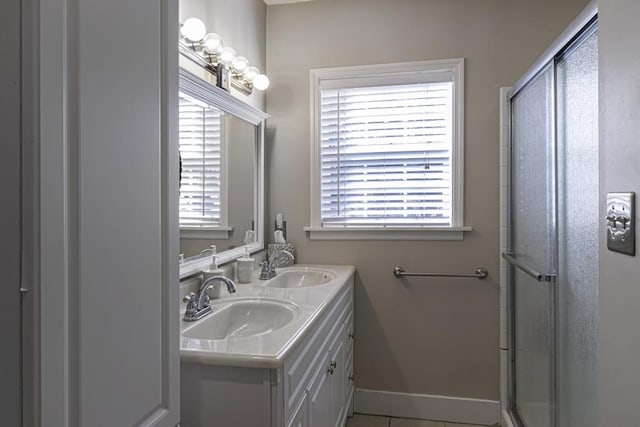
[345,413,490,427]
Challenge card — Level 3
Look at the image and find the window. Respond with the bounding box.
[306,59,469,240]
[179,93,230,238]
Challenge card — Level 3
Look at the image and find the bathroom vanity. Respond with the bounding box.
[176,46,355,427]
[179,265,355,427]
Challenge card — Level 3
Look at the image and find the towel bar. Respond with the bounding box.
[393,266,488,280]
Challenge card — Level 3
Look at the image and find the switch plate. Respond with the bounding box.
[606,192,635,256]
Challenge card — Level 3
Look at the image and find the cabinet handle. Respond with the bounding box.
[349,333,354,340]
[328,360,337,374]
[348,375,354,382]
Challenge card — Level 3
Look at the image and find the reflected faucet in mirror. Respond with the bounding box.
[260,250,295,280]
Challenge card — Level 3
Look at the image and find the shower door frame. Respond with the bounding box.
[504,3,598,427]
[507,60,559,427]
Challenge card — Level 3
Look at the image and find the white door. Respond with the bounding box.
[37,0,180,425]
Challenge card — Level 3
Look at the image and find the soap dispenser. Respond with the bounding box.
[236,248,255,283]
[202,256,225,298]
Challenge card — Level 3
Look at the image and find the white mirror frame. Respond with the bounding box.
[178,66,268,278]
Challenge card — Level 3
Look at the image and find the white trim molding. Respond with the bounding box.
[354,389,500,426]
[180,226,233,240]
[304,226,471,241]
[308,59,468,240]
[177,65,268,273]
[499,86,512,418]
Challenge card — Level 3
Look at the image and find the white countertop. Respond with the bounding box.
[179,264,355,369]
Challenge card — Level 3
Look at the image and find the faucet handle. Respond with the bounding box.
[201,285,214,307]
[183,292,196,304]
[259,260,274,280]
[183,293,199,321]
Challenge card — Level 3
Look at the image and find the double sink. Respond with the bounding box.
[179,265,353,368]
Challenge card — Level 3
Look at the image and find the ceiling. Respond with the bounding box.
[264,0,314,5]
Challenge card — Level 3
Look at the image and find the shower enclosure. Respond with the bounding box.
[503,4,598,427]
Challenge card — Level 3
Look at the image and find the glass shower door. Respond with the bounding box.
[508,63,557,427]
[507,17,599,427]
[556,26,599,427]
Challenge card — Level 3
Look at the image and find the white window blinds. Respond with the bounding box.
[179,94,223,227]
[319,81,453,226]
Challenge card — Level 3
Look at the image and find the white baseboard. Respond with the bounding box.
[354,388,501,426]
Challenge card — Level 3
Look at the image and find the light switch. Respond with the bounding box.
[606,192,635,256]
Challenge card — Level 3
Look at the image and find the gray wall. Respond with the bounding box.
[598,0,640,424]
[266,0,588,400]
[179,0,267,110]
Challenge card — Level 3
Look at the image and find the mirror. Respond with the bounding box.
[178,56,267,276]
[178,100,256,255]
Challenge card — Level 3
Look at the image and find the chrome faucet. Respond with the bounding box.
[183,275,237,322]
[259,249,294,280]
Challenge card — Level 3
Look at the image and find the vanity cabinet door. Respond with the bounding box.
[308,321,348,427]
[346,327,355,417]
[287,393,308,427]
[330,324,348,427]
[308,351,332,426]
[346,310,355,407]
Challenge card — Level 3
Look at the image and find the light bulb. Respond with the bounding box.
[180,18,206,42]
[219,47,236,66]
[244,66,260,82]
[253,74,270,91]
[202,33,223,54]
[232,56,249,73]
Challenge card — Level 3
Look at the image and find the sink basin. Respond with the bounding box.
[264,268,335,288]
[182,298,298,340]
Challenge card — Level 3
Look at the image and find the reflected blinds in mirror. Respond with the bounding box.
[179,94,223,226]
[319,82,453,226]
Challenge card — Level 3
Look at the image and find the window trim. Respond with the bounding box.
[307,59,470,240]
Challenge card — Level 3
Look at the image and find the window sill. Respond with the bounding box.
[303,226,472,241]
[180,226,233,240]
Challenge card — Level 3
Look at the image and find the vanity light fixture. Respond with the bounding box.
[232,56,249,73]
[202,33,223,54]
[179,17,270,95]
[219,46,237,66]
[180,17,207,43]
[252,74,270,91]
[243,66,260,82]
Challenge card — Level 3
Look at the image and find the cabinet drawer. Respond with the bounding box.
[283,285,353,423]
